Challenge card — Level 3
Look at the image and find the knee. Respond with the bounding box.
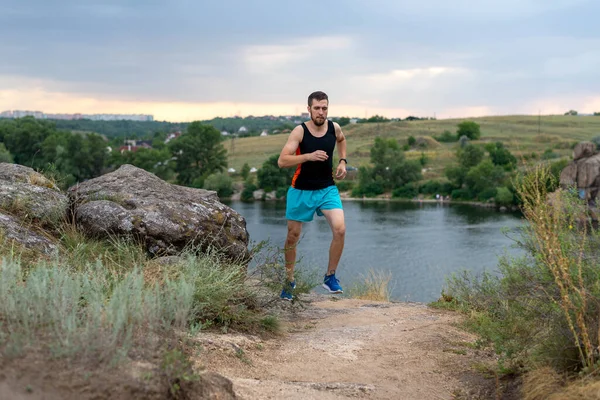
[333,224,346,239]
[286,227,301,244]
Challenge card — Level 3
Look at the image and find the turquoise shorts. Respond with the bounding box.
[285,186,343,222]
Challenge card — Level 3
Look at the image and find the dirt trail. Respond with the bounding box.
[198,294,508,400]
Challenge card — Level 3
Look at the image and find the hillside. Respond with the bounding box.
[226,115,600,181]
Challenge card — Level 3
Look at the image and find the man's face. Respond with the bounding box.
[308,99,328,126]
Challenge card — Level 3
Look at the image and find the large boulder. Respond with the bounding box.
[68,165,250,261]
[574,142,596,161]
[0,212,59,256]
[0,163,69,228]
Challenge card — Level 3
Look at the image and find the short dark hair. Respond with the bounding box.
[308,91,328,106]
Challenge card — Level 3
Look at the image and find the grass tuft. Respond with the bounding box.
[347,268,393,301]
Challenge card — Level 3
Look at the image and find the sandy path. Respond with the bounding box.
[198,295,499,400]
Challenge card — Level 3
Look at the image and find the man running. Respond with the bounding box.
[277,91,347,300]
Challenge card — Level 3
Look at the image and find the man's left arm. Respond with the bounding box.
[334,122,347,180]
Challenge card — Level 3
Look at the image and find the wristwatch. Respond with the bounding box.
[339,158,347,164]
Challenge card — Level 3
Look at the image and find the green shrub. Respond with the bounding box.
[419,180,442,195]
[434,130,457,143]
[392,183,418,198]
[451,188,473,200]
[203,172,234,198]
[407,136,416,146]
[495,186,513,206]
[336,180,355,192]
[541,148,560,160]
[275,186,287,199]
[241,182,257,202]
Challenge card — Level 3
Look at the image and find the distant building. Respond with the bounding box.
[260,130,268,137]
[0,110,154,121]
[300,112,309,119]
[221,131,230,136]
[119,139,152,153]
[164,131,182,143]
[238,126,248,133]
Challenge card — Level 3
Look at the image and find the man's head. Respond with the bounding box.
[307,91,328,127]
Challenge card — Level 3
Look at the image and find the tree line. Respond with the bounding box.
[0,117,229,190]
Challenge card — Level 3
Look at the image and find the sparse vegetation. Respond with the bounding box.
[347,268,393,301]
[433,164,600,395]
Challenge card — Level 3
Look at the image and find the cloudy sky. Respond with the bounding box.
[1,0,598,121]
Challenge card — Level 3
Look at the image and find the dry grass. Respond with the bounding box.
[516,166,597,370]
[27,172,58,190]
[549,379,600,399]
[524,366,600,400]
[523,367,565,400]
[348,268,393,301]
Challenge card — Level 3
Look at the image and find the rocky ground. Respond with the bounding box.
[197,294,521,400]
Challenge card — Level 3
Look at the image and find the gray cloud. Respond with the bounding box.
[1,0,599,115]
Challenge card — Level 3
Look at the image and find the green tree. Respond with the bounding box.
[169,122,227,186]
[0,143,13,163]
[113,147,174,181]
[485,142,517,170]
[465,160,506,200]
[407,136,416,146]
[240,163,251,180]
[257,154,294,191]
[457,144,484,168]
[355,137,422,195]
[0,117,55,168]
[456,121,481,140]
[336,117,351,126]
[445,165,468,188]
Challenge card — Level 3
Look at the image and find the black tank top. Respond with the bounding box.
[291,120,336,190]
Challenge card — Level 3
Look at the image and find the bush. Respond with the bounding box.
[257,154,294,191]
[456,121,481,140]
[353,181,384,198]
[241,182,257,202]
[392,183,418,198]
[407,136,416,146]
[335,180,355,192]
[451,188,473,200]
[541,148,560,160]
[495,186,513,206]
[439,166,600,374]
[419,180,442,195]
[434,130,457,143]
[203,172,234,198]
[275,186,287,199]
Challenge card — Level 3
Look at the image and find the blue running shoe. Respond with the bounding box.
[323,273,343,293]
[280,280,296,301]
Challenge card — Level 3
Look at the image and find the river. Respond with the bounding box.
[225,200,525,303]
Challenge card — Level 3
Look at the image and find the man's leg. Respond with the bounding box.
[284,220,303,282]
[321,209,346,275]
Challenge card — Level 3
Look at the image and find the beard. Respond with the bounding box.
[311,114,326,126]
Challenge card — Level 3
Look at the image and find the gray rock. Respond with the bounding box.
[68,164,250,262]
[573,141,596,161]
[0,211,58,256]
[253,189,265,200]
[0,163,68,228]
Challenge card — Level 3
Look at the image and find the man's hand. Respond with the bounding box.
[335,162,347,180]
[306,150,328,162]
